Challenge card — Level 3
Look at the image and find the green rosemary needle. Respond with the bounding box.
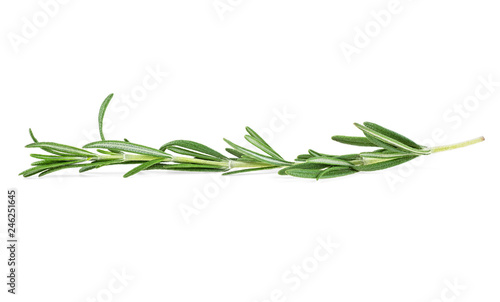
[19,94,485,179]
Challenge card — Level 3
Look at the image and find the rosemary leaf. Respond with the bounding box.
[26,142,95,157]
[98,93,114,141]
[124,158,165,178]
[331,135,377,147]
[84,140,172,159]
[306,156,353,166]
[160,140,228,160]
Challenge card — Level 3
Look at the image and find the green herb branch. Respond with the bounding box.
[20,94,485,179]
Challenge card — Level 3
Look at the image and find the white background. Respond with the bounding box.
[1,1,499,301]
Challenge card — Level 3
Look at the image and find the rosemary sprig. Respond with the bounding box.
[19,94,485,179]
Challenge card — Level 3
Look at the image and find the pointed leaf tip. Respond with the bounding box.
[98,93,114,141]
[29,128,39,143]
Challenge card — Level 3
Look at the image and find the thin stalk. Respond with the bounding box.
[97,154,123,160]
[171,156,275,169]
[97,153,276,169]
[430,136,485,154]
[123,154,164,161]
[97,154,165,162]
[354,157,391,165]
